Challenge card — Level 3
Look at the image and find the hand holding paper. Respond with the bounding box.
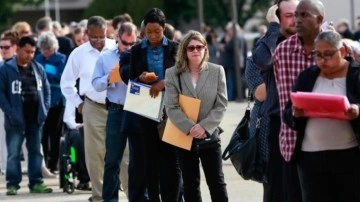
[344,104,360,120]
[290,92,351,120]
[108,63,121,83]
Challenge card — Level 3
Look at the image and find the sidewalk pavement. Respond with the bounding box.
[0,101,264,202]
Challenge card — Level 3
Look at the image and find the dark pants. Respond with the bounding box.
[298,147,360,202]
[263,116,282,202]
[142,120,182,202]
[281,154,302,202]
[124,112,147,202]
[178,146,228,202]
[67,127,90,183]
[42,104,64,171]
[6,123,43,189]
[102,103,127,202]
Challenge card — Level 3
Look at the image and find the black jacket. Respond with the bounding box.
[283,60,360,143]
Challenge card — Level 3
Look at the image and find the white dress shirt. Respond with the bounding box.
[60,39,116,107]
[63,100,82,130]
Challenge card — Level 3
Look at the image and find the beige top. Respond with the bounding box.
[302,76,358,151]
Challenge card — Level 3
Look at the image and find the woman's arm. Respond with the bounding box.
[164,68,196,134]
[198,66,228,134]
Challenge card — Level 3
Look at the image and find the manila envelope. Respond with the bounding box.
[109,63,121,83]
[162,94,201,150]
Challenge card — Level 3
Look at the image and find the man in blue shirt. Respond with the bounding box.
[91,22,137,202]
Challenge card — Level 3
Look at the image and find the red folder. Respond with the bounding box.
[290,92,351,120]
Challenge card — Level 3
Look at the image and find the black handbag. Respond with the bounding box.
[192,126,223,152]
[222,101,264,183]
[177,74,223,152]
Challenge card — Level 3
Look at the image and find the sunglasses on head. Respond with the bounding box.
[0,45,11,50]
[120,38,136,46]
[187,45,206,52]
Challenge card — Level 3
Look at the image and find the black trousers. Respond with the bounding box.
[67,127,90,182]
[263,116,282,202]
[263,116,302,202]
[178,146,228,202]
[42,104,64,171]
[143,120,182,202]
[298,147,360,202]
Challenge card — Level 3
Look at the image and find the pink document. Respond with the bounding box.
[290,92,351,120]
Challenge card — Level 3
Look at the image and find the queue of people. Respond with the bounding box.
[1,1,360,202]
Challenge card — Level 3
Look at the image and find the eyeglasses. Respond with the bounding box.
[313,49,339,61]
[187,45,206,52]
[88,36,106,42]
[120,38,136,46]
[0,46,11,50]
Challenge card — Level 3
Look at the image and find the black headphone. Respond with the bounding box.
[275,0,283,20]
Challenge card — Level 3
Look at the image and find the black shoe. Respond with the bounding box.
[88,196,92,202]
[76,182,91,191]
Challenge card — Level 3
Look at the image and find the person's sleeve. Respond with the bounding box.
[198,66,228,134]
[252,22,281,68]
[245,56,264,94]
[164,68,195,134]
[63,100,81,130]
[91,56,109,92]
[283,73,307,131]
[42,66,51,110]
[60,50,83,108]
[120,50,130,85]
[0,67,12,115]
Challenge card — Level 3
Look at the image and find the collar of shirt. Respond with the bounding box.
[83,38,116,53]
[141,37,169,49]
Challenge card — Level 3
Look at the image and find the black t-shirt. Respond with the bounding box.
[18,64,39,123]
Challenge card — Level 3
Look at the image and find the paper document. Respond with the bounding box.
[162,94,201,150]
[290,92,350,120]
[109,63,121,83]
[123,80,164,122]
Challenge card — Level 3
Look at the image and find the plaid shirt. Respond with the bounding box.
[273,34,316,161]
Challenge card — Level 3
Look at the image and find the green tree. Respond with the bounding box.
[0,0,42,28]
[83,0,164,26]
[83,0,271,29]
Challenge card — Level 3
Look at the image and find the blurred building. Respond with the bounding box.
[12,0,93,26]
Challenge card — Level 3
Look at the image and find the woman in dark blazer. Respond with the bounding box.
[127,8,181,202]
[283,31,360,202]
[165,30,228,202]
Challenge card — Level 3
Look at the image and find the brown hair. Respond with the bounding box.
[175,30,209,74]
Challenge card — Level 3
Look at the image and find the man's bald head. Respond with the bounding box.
[298,0,325,17]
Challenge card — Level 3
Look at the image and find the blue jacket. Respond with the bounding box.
[0,57,51,128]
[35,52,66,107]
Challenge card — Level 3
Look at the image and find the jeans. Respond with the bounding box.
[6,123,43,189]
[102,103,127,202]
[179,146,228,202]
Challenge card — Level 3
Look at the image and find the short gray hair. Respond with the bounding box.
[37,31,59,51]
[118,22,137,36]
[315,31,342,49]
[87,16,107,29]
[36,16,53,33]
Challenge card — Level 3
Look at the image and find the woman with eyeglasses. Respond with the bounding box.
[0,31,19,66]
[283,31,360,202]
[165,30,228,202]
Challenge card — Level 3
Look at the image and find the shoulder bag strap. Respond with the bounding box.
[177,74,182,94]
